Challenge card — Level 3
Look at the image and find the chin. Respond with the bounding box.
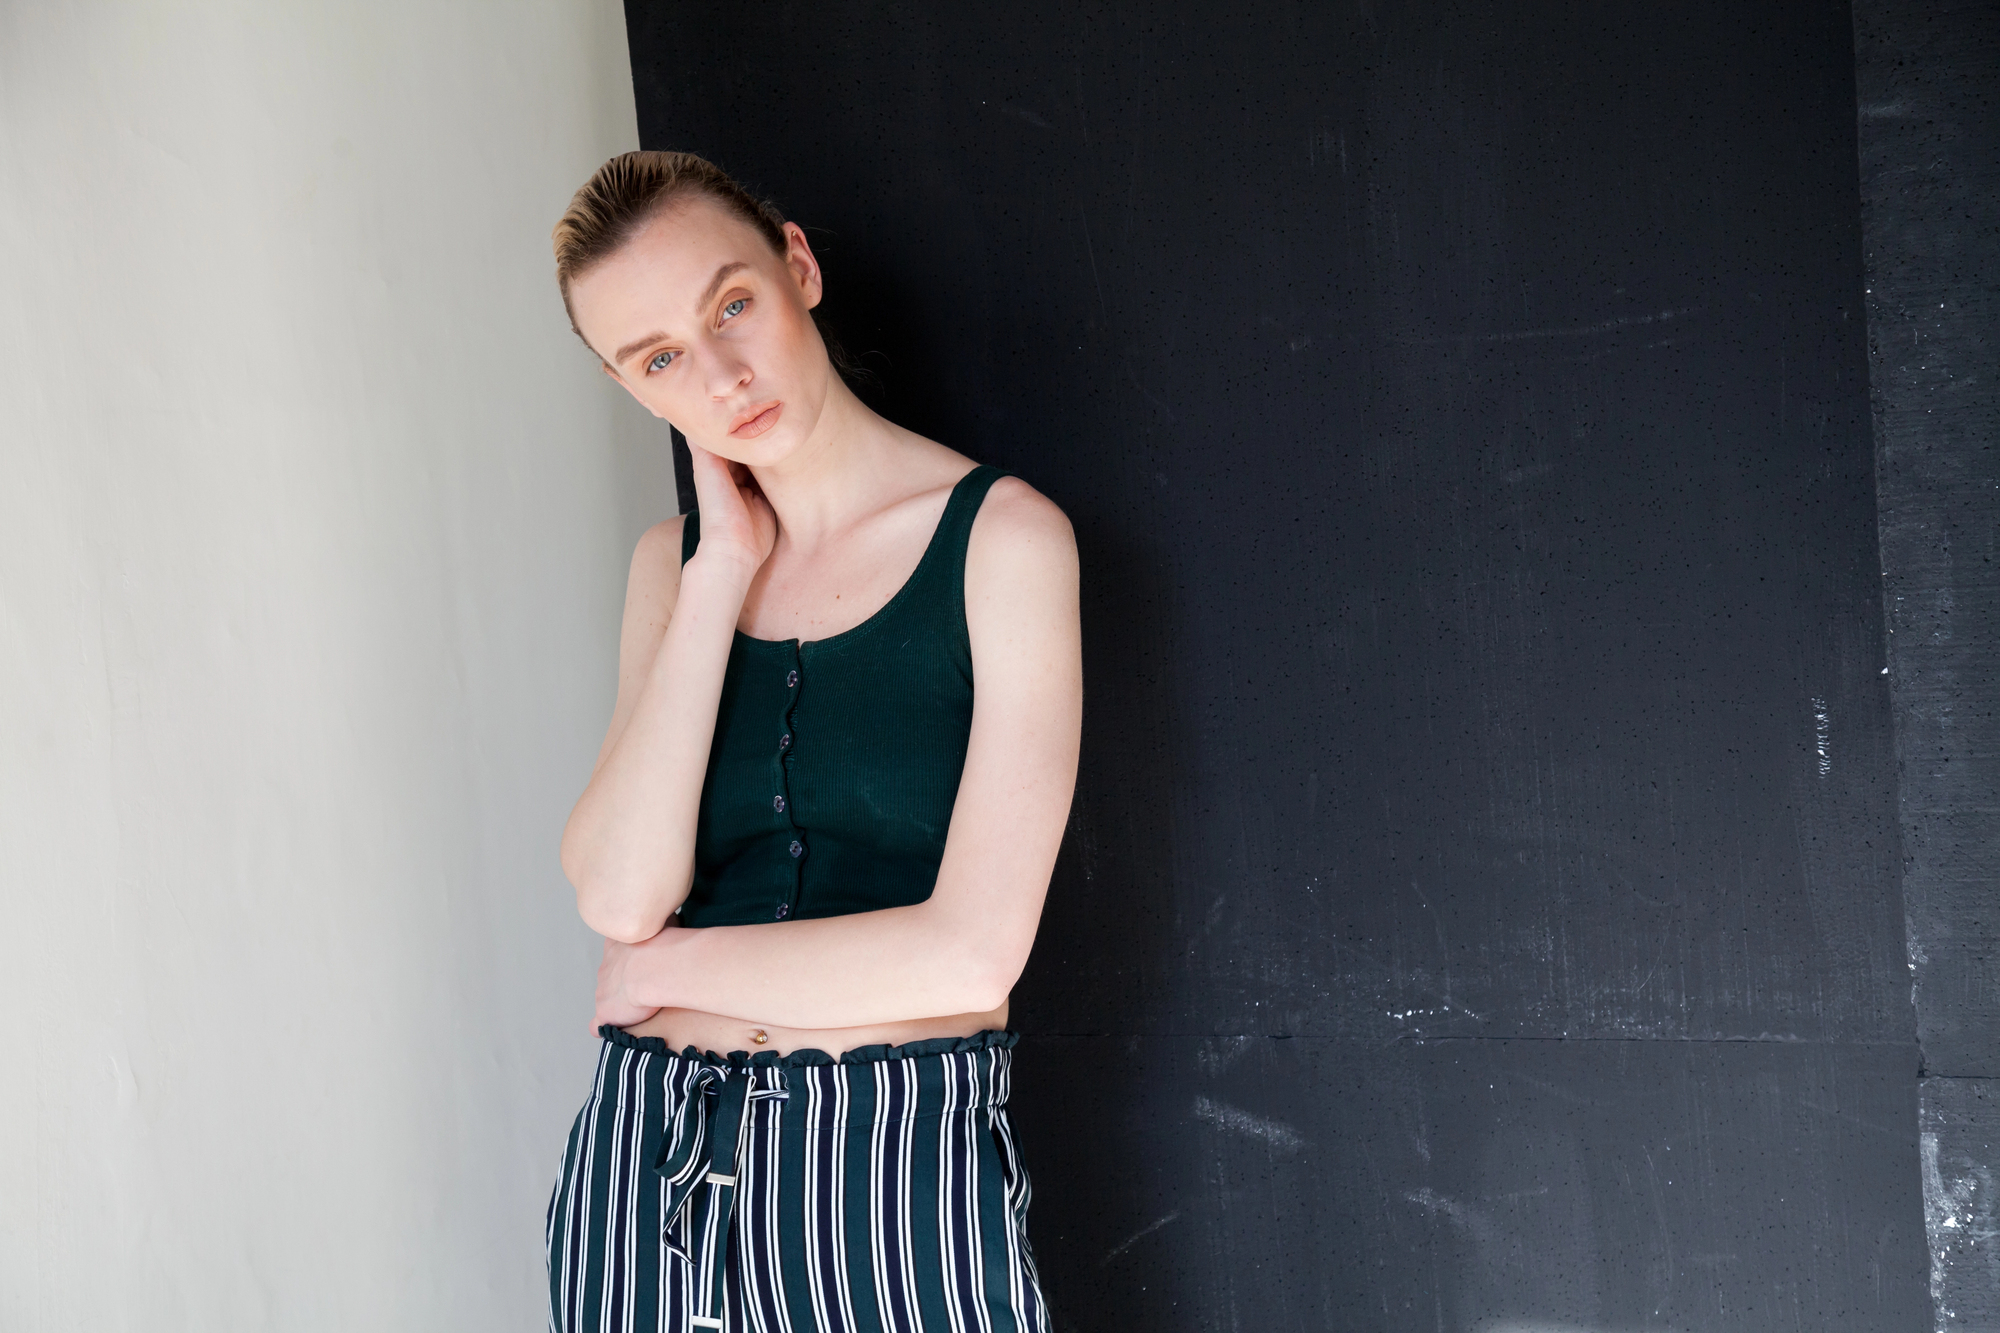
[691,427,797,470]
[720,410,823,469]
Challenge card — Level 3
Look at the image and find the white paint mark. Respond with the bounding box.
[1195,1034,1255,1077]
[1192,1096,1306,1154]
[1395,307,1697,347]
[1473,1325,1690,1333]
[1100,1210,1181,1264]
[1811,696,1832,776]
[1922,1129,1997,1324]
[1404,1187,1499,1248]
[1386,1000,1487,1024]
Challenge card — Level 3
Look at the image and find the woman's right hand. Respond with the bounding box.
[590,934,663,1036]
[687,443,777,587]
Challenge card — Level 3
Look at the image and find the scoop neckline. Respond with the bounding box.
[730,464,988,652]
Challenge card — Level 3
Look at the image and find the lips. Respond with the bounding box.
[728,400,783,439]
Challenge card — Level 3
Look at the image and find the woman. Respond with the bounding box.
[542,150,1081,1333]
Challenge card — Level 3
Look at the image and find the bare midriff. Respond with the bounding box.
[623,998,1010,1060]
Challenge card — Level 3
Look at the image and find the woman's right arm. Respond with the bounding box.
[560,450,773,943]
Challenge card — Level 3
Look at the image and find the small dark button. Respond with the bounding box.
[775,903,790,919]
[788,839,804,858]
[786,669,799,689]
[773,794,786,813]
[778,733,792,750]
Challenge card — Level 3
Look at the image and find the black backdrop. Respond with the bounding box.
[625,3,1932,1327]
[1855,0,2000,1325]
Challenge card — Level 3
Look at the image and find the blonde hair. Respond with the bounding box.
[552,149,858,381]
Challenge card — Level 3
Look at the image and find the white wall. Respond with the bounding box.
[0,5,666,1327]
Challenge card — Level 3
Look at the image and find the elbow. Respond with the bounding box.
[954,941,1028,1016]
[921,902,1031,1015]
[562,838,681,943]
[962,972,1015,1016]
[581,898,669,945]
[571,869,678,943]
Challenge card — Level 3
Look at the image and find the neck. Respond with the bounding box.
[745,376,914,552]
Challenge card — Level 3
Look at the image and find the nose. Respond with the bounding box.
[706,348,753,401]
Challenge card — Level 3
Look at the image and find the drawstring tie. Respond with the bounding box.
[652,1064,790,1331]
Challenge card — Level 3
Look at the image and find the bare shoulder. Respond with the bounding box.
[632,513,687,569]
[624,514,687,620]
[967,476,1077,574]
[964,476,1078,623]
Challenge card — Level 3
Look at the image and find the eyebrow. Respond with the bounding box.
[610,260,753,368]
[695,261,751,316]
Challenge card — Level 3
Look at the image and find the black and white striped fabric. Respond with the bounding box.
[546,1027,1051,1333]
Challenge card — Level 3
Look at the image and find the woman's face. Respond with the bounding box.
[568,194,832,466]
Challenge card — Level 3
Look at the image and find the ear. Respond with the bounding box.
[601,361,666,419]
[781,220,826,311]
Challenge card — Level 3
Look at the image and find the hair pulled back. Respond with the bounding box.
[552,149,858,382]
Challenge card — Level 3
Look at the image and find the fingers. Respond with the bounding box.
[686,443,733,506]
[687,444,758,517]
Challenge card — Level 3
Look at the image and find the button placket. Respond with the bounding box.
[774,644,805,920]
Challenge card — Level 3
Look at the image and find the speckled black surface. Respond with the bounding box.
[1855,0,2000,1323]
[622,2,1936,1326]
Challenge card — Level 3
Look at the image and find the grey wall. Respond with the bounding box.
[625,2,1934,1329]
[1854,1,2000,1326]
[0,5,665,1327]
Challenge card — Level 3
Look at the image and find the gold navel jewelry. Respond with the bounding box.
[752,1029,769,1045]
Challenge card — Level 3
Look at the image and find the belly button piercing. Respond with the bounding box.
[752,1029,769,1045]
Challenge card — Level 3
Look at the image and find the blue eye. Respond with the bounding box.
[721,298,747,320]
[648,350,675,373]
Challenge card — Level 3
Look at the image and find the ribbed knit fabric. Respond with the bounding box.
[675,466,1007,928]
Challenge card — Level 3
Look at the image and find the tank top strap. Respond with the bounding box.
[894,463,1009,653]
[926,463,1010,580]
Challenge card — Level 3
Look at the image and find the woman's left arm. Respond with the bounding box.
[603,480,1082,1029]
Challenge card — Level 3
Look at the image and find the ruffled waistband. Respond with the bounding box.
[596,1024,1019,1070]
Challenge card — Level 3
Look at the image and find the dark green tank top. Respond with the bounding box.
[673,465,1008,928]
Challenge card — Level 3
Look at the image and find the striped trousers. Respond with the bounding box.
[546,1027,1051,1333]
